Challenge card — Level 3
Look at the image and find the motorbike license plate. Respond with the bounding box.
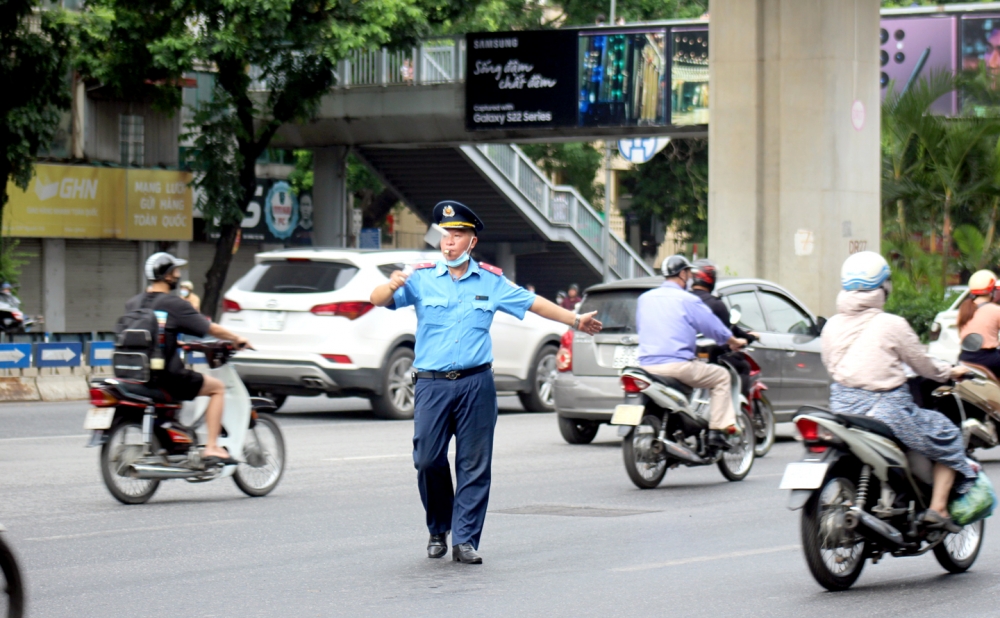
[610,404,646,426]
[83,407,115,430]
[612,345,639,369]
[779,462,830,490]
[260,311,286,331]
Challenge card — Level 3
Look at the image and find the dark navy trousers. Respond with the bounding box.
[412,370,498,549]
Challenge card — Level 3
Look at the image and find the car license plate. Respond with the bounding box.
[610,404,646,426]
[613,345,638,369]
[260,311,286,331]
[779,462,830,490]
[84,407,115,430]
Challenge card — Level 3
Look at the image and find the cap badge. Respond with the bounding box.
[443,205,455,217]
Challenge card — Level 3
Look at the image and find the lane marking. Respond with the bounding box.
[25,518,243,542]
[612,544,801,572]
[0,434,88,443]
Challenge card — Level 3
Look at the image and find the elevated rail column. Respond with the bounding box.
[707,0,881,316]
[313,147,349,247]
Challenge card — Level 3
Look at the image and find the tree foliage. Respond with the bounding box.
[520,142,603,205]
[76,0,465,316]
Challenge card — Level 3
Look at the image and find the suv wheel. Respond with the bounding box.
[558,416,599,444]
[518,345,559,412]
[370,347,415,420]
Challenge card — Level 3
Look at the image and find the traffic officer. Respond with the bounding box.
[371,200,603,565]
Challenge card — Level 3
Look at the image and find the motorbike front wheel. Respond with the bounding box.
[622,415,668,489]
[801,476,866,591]
[233,413,286,497]
[0,532,24,618]
[752,398,776,458]
[718,411,755,481]
[934,519,985,573]
[100,422,160,505]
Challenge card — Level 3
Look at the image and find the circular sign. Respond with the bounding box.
[618,137,671,164]
[851,100,865,131]
[264,181,300,240]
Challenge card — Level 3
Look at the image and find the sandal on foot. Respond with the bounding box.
[922,510,961,534]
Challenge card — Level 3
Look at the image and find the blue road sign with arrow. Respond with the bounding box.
[89,342,115,367]
[0,344,32,369]
[35,342,82,368]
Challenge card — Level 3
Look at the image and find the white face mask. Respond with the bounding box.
[179,288,190,298]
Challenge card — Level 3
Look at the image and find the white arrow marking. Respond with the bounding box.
[93,347,114,360]
[41,348,77,362]
[0,348,25,363]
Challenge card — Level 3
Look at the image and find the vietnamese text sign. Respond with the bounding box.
[125,169,194,240]
[466,30,578,130]
[3,165,125,238]
[35,342,82,368]
[0,344,32,369]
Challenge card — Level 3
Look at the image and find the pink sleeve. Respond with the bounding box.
[894,318,951,382]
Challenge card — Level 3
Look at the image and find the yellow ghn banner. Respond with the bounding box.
[3,165,125,238]
[124,169,193,241]
[3,165,193,240]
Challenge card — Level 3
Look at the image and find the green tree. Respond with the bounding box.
[76,0,464,316]
[617,138,708,257]
[547,0,705,25]
[1,0,72,283]
[520,142,603,205]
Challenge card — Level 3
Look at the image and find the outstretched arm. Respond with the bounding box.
[371,271,409,307]
[529,296,602,335]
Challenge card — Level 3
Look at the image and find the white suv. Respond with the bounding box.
[219,248,566,419]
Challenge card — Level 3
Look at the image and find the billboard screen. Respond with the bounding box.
[879,16,957,115]
[670,26,709,126]
[578,29,668,127]
[465,30,579,130]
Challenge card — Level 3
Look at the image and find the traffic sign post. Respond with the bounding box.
[0,344,32,369]
[88,342,115,367]
[35,342,82,368]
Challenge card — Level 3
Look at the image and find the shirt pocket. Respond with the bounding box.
[471,300,495,330]
[421,297,449,325]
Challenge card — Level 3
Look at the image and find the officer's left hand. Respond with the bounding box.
[577,311,602,335]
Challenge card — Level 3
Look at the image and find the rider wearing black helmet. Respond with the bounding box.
[125,252,252,464]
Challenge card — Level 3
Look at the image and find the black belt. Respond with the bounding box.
[413,363,491,382]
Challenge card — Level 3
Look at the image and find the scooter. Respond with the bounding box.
[0,521,24,618]
[781,406,985,591]
[928,333,1000,453]
[611,338,756,489]
[85,340,286,505]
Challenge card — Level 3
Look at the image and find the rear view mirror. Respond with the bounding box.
[815,316,827,335]
[729,309,742,325]
[962,333,984,353]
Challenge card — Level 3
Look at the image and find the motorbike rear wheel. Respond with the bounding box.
[934,519,984,573]
[0,532,24,618]
[100,422,161,505]
[622,415,668,489]
[233,413,286,497]
[801,476,866,591]
[718,411,755,481]
[752,398,776,458]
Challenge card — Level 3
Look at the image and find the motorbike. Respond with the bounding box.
[611,339,756,489]
[0,298,33,337]
[781,406,985,591]
[0,522,24,618]
[926,333,1000,453]
[85,340,286,505]
[714,347,775,457]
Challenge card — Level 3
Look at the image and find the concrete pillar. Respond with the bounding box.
[708,0,881,316]
[174,241,190,281]
[42,239,66,333]
[495,242,516,282]
[312,147,349,247]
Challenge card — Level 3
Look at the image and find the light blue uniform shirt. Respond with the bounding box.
[636,281,733,366]
[391,260,537,371]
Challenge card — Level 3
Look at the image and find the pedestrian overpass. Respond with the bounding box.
[269,37,703,295]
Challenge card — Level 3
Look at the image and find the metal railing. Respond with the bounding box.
[474,144,655,280]
[335,37,465,88]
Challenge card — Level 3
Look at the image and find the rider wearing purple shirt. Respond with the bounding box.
[636,255,746,448]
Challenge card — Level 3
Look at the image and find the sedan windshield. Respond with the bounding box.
[577,290,643,333]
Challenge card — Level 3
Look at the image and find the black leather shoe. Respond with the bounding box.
[452,543,482,564]
[707,430,732,451]
[427,532,449,559]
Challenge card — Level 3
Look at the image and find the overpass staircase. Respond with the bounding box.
[356,143,655,298]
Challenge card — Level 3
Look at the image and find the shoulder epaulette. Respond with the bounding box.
[479,262,503,276]
[413,262,436,270]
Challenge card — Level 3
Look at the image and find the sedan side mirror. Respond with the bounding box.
[729,309,742,326]
[814,316,827,335]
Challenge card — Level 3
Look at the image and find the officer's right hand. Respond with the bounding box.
[388,270,409,291]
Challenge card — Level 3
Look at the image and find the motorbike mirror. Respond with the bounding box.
[423,224,450,249]
[729,309,742,326]
[961,333,984,353]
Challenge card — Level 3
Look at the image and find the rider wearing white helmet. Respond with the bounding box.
[821,251,975,532]
[125,252,252,465]
[957,269,1000,376]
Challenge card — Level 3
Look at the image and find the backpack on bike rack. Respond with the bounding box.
[112,294,166,382]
